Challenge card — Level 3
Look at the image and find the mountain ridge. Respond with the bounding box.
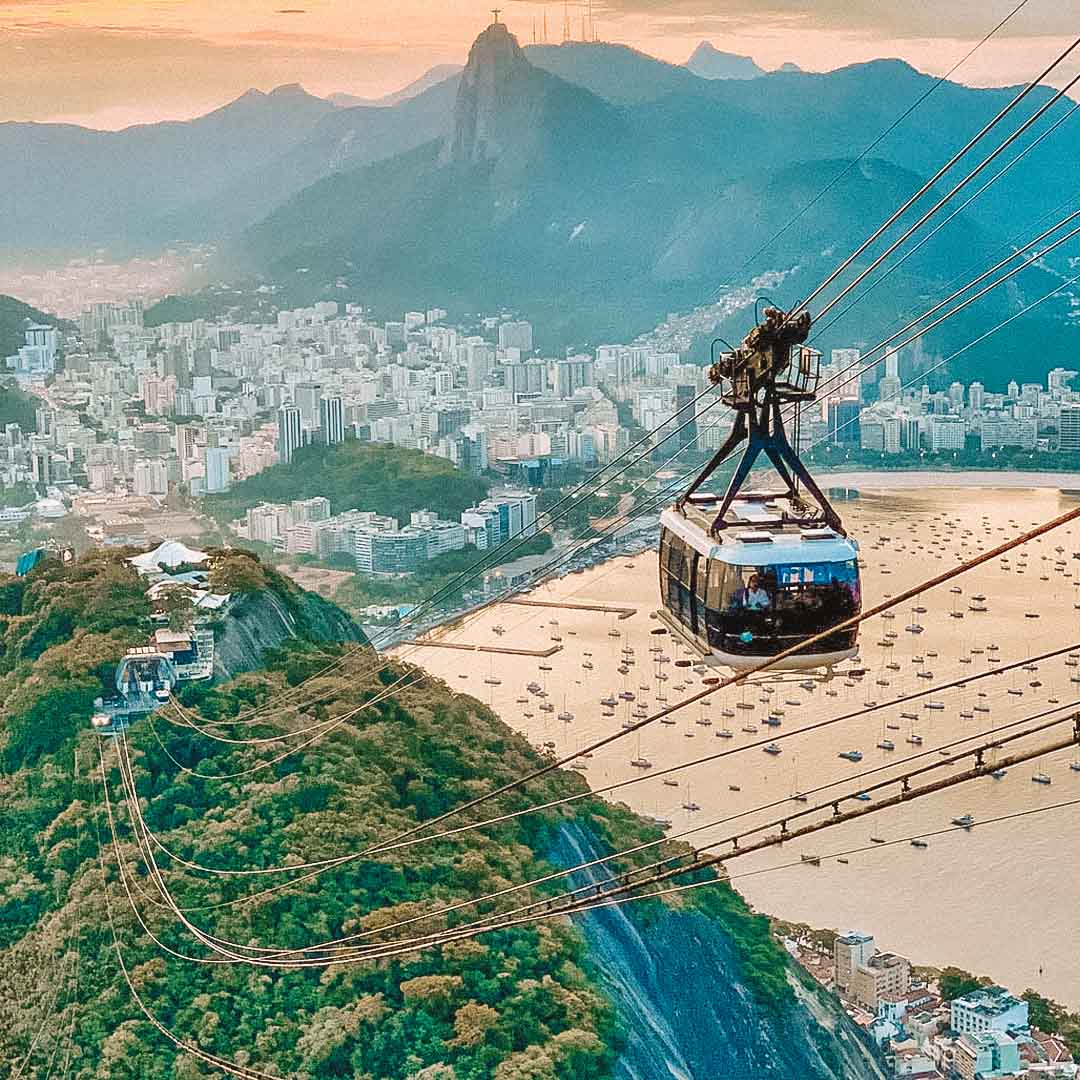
[236,26,1080,384]
[687,41,767,79]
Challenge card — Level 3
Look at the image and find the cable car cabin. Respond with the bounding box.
[658,496,861,671]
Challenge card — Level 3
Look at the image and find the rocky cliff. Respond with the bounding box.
[556,826,888,1080]
[212,583,367,679]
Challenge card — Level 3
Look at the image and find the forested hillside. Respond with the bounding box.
[0,549,883,1079]
[204,439,489,525]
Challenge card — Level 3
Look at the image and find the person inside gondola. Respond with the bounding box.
[743,573,771,610]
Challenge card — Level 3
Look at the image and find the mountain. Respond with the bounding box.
[525,41,705,103]
[159,75,461,240]
[686,42,767,79]
[329,64,464,108]
[242,24,674,338]
[0,84,338,252]
[0,546,885,1079]
[239,26,1080,384]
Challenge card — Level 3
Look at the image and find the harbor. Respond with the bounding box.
[395,483,1080,1007]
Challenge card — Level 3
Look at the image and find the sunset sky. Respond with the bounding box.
[1,0,1077,128]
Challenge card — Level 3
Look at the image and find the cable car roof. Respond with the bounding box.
[660,505,859,567]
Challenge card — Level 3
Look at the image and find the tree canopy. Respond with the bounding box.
[205,439,489,525]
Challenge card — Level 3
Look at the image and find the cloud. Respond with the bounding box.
[0,22,449,125]
[518,0,1079,39]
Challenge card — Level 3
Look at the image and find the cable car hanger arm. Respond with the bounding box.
[678,306,845,535]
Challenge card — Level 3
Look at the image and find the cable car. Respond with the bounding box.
[658,306,861,671]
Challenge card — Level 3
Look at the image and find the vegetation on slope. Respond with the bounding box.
[0,294,64,361]
[0,548,805,1079]
[204,439,489,526]
[0,550,151,771]
[0,378,41,434]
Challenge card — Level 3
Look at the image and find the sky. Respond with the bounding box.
[1,0,1077,128]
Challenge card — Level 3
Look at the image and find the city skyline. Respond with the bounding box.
[2,0,1078,128]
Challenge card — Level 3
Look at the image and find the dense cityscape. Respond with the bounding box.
[4,298,1080,580]
[785,930,1075,1078]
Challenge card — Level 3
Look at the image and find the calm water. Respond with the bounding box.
[394,486,1080,1005]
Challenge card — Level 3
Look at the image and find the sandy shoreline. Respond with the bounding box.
[814,469,1080,491]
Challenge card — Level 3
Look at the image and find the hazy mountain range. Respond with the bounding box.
[2,30,1079,383]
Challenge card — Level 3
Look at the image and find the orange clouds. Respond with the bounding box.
[0,0,1076,128]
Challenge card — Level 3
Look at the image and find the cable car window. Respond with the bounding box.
[678,546,694,587]
[706,560,724,611]
[721,560,859,617]
[721,567,772,610]
[694,556,709,609]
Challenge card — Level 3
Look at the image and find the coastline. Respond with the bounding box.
[809,468,1080,490]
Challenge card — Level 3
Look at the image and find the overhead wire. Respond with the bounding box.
[808,98,1080,345]
[113,260,1080,949]
[195,47,1080,734]
[793,33,1080,316]
[103,712,1079,966]
[105,507,1080,965]
[163,201,1080,754]
[101,35,1080,970]
[722,0,1036,287]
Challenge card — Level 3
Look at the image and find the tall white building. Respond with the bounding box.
[205,447,233,494]
[6,324,60,379]
[132,458,169,496]
[928,414,965,452]
[294,382,322,429]
[319,395,345,445]
[277,405,303,465]
[1059,403,1080,451]
[247,503,289,544]
[498,320,534,352]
